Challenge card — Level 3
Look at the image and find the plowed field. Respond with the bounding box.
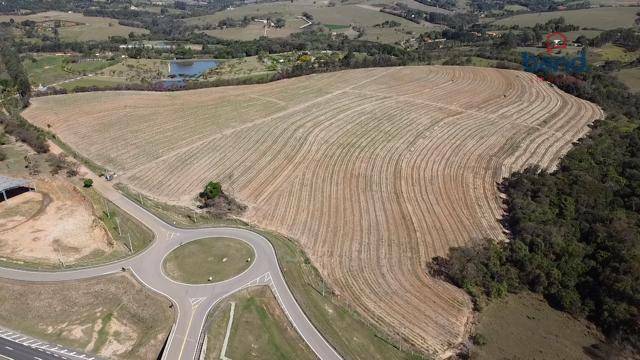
[23,66,603,357]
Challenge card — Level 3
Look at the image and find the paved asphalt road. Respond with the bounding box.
[0,336,52,360]
[0,332,93,360]
[0,175,342,360]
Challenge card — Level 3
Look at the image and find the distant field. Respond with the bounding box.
[591,43,640,63]
[58,76,130,90]
[0,11,148,41]
[23,54,117,86]
[203,20,307,41]
[616,67,640,92]
[562,29,602,41]
[97,58,168,83]
[186,1,437,43]
[23,66,602,357]
[492,6,640,30]
[472,292,603,360]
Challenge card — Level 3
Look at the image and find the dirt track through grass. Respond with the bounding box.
[23,66,603,357]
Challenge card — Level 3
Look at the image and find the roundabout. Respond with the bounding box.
[163,237,255,284]
[0,174,342,360]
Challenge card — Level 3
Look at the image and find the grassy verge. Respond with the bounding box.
[116,184,429,360]
[204,286,316,360]
[0,273,174,359]
[163,237,254,284]
[49,136,108,175]
[471,292,604,360]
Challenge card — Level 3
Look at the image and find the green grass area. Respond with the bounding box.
[79,184,154,262]
[472,292,604,360]
[0,274,173,359]
[23,55,119,87]
[97,58,169,83]
[22,55,69,86]
[592,44,640,64]
[492,6,640,30]
[115,184,430,360]
[615,67,640,92]
[324,24,351,30]
[204,56,274,80]
[163,237,254,284]
[562,29,602,41]
[205,286,316,360]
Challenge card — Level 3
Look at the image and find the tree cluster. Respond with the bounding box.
[434,70,640,352]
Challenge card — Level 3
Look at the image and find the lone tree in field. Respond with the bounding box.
[197,181,246,216]
[201,181,222,200]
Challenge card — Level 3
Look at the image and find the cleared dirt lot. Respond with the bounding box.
[0,179,116,266]
[23,66,603,356]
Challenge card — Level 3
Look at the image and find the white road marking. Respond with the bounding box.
[4,346,13,350]
[219,302,236,360]
[190,297,206,308]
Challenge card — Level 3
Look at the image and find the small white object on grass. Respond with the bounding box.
[246,257,251,262]
[222,257,227,263]
[208,276,213,282]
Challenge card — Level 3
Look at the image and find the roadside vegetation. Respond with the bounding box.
[204,286,316,360]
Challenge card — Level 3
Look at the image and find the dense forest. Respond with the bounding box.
[433,70,640,354]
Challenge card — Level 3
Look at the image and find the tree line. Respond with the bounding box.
[432,69,640,355]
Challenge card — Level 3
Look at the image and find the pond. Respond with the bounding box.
[169,59,218,79]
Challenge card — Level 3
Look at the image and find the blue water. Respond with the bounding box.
[169,60,218,79]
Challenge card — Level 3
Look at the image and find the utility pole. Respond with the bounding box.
[321,279,325,297]
[104,200,110,218]
[128,233,133,253]
[57,247,64,268]
[139,193,143,205]
[115,217,122,236]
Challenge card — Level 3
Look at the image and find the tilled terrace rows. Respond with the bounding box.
[23,66,603,358]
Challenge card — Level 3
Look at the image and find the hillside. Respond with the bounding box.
[22,66,603,356]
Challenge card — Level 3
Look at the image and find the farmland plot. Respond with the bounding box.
[23,67,603,357]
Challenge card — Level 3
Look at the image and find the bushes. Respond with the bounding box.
[201,181,222,200]
[430,239,520,309]
[0,113,49,154]
[197,181,246,217]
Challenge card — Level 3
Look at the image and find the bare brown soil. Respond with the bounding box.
[23,66,603,357]
[0,179,117,264]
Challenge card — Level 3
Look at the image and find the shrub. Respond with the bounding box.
[83,178,93,188]
[201,181,222,200]
[471,333,487,346]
